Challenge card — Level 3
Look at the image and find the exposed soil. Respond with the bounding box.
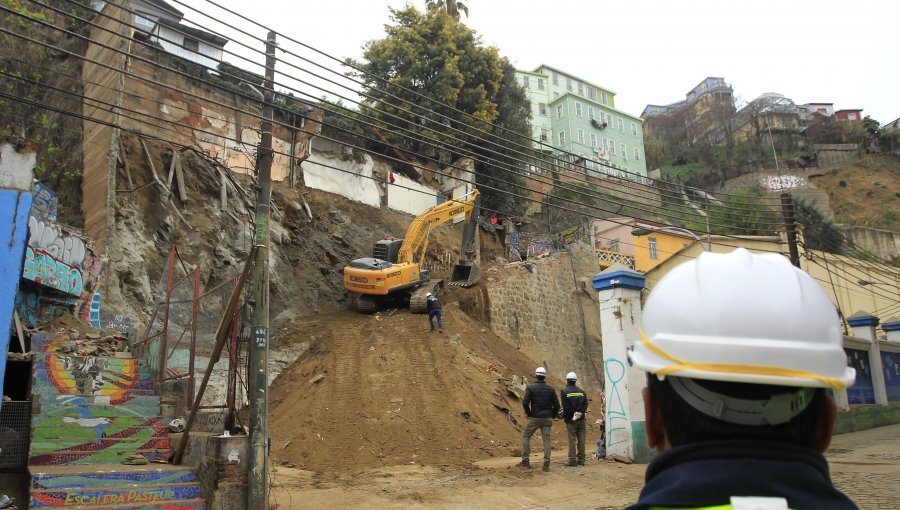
[809,155,900,231]
[268,303,602,474]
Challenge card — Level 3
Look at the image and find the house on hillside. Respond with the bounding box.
[592,218,706,273]
[96,0,229,68]
[642,77,736,146]
[835,109,864,123]
[515,65,647,180]
[714,93,802,146]
[797,102,835,123]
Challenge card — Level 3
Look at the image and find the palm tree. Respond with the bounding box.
[425,0,469,20]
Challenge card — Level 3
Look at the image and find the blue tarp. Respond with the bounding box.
[0,189,33,404]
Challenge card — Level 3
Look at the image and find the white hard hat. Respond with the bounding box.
[566,372,577,380]
[629,248,855,390]
[425,292,432,297]
[534,367,547,376]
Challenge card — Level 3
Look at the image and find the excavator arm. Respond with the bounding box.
[396,189,480,265]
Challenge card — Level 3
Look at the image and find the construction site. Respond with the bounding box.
[0,1,899,509]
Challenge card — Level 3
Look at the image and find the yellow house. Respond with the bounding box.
[630,224,706,273]
[643,240,899,326]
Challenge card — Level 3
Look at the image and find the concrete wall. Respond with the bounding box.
[303,138,381,208]
[486,241,604,393]
[82,0,132,252]
[387,172,438,215]
[815,143,859,168]
[844,226,899,263]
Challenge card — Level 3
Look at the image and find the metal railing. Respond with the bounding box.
[132,243,242,418]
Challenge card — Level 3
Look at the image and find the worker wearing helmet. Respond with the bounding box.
[518,367,561,471]
[626,249,858,509]
[560,371,588,467]
[425,292,443,333]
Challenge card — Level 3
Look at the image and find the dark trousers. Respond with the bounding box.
[566,419,586,464]
[521,417,553,462]
[428,309,443,330]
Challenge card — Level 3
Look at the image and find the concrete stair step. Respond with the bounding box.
[33,498,205,509]
[35,368,152,380]
[30,437,171,454]
[32,415,169,429]
[34,395,161,408]
[31,482,200,508]
[32,404,162,419]
[33,353,143,368]
[32,422,168,440]
[31,463,198,488]
[29,448,173,466]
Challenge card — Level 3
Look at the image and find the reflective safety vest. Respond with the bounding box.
[647,496,791,510]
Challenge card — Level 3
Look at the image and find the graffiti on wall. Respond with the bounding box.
[763,175,805,191]
[22,247,84,296]
[604,357,629,447]
[28,216,87,267]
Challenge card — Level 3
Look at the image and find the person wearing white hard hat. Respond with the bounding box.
[626,249,858,510]
[560,371,588,467]
[518,366,560,471]
[425,292,443,333]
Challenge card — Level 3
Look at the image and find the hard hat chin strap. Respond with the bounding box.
[668,376,816,426]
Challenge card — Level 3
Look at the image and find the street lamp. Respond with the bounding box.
[631,226,709,251]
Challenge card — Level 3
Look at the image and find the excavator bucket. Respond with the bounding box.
[449,204,482,288]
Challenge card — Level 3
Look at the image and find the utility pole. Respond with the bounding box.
[780,193,801,268]
[248,31,276,510]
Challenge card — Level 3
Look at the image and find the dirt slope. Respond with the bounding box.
[809,154,900,231]
[269,304,598,473]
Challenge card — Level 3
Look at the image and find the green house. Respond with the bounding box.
[516,65,648,180]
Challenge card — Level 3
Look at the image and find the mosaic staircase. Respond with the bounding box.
[28,333,205,509]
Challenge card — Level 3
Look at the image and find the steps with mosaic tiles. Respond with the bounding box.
[28,332,205,508]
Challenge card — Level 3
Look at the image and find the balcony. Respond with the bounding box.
[597,249,635,270]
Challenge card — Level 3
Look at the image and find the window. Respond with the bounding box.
[135,13,155,29]
[648,238,659,260]
[617,118,624,131]
[590,133,597,147]
[559,131,566,147]
[621,143,627,159]
[553,91,560,99]
[557,104,563,119]
[538,103,547,116]
[552,72,559,85]
[631,122,637,136]
[634,148,640,161]
[587,87,596,100]
[601,92,608,105]
[537,78,544,90]
[566,77,573,91]
[848,113,858,120]
[588,107,595,120]
[575,102,583,117]
[609,239,619,252]
[577,129,585,143]
[183,37,200,52]
[608,139,616,155]
[577,82,584,95]
[522,76,530,89]
[540,129,550,142]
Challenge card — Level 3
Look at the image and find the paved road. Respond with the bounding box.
[828,424,900,510]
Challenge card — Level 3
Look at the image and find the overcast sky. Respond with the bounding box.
[204,0,899,124]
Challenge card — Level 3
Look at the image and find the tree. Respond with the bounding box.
[794,197,844,254]
[425,0,469,20]
[354,7,531,213]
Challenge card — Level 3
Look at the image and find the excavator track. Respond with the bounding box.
[356,294,379,314]
[409,281,442,314]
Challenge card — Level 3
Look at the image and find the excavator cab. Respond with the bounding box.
[372,238,403,263]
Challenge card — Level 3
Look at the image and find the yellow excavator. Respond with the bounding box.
[343,189,482,314]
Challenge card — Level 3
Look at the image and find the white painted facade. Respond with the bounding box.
[155,24,223,69]
[387,173,438,216]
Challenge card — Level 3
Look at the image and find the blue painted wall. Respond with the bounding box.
[0,189,33,402]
